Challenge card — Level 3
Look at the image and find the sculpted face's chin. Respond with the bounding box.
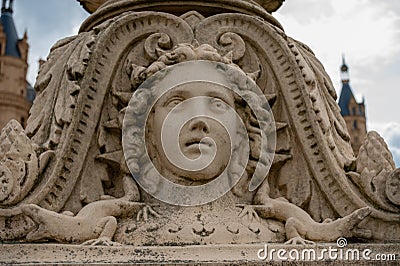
[184,144,214,159]
[147,81,238,184]
[182,138,214,159]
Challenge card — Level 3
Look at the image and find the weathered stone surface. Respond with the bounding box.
[0,1,399,262]
[0,243,399,265]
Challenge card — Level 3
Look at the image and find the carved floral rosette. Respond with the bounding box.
[0,0,400,243]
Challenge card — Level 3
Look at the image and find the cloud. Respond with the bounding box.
[277,0,400,71]
[392,149,400,168]
[276,0,400,135]
[12,0,89,84]
[278,0,335,24]
[365,0,400,17]
[277,0,400,166]
[369,122,400,167]
[336,54,400,124]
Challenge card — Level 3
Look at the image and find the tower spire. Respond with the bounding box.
[1,0,13,14]
[1,0,5,13]
[337,55,367,156]
[340,54,349,83]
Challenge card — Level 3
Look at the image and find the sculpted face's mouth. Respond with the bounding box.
[184,138,213,148]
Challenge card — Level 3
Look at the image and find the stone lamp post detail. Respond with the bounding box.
[0,0,399,248]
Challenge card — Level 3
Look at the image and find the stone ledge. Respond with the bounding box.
[0,243,399,265]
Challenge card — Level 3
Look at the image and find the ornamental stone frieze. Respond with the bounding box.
[0,0,399,259]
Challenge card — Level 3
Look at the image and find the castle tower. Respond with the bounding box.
[0,0,34,129]
[338,56,367,156]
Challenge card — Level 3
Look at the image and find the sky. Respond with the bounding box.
[8,0,400,166]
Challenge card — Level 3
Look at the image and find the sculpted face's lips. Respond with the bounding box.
[184,137,213,148]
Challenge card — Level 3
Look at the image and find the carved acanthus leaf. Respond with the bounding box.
[0,121,39,206]
[26,31,98,149]
[347,131,399,212]
[357,131,396,172]
[290,38,355,169]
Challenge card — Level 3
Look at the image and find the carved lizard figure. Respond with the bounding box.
[237,178,372,245]
[239,196,372,245]
[18,176,145,245]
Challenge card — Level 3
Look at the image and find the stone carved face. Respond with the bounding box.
[147,81,240,183]
[123,61,274,205]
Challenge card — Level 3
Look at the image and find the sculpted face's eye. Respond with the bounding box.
[210,98,229,112]
[166,97,184,108]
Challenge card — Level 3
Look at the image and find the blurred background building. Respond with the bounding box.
[338,56,367,156]
[0,0,35,130]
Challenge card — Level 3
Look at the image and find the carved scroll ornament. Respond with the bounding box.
[0,5,399,245]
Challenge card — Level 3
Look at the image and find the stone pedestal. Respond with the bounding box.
[1,243,399,265]
[1,1,400,264]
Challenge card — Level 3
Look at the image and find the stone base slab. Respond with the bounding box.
[0,243,399,265]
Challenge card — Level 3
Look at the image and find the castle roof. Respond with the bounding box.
[338,82,355,116]
[1,6,21,58]
[338,83,365,117]
[338,55,366,116]
[26,82,35,103]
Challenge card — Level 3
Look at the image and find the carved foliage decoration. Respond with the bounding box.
[1,8,400,243]
[92,10,355,222]
[0,27,103,240]
[195,14,335,218]
[193,12,400,239]
[0,121,38,206]
[347,131,399,212]
[93,12,195,200]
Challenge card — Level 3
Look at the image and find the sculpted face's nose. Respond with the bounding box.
[189,118,210,134]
